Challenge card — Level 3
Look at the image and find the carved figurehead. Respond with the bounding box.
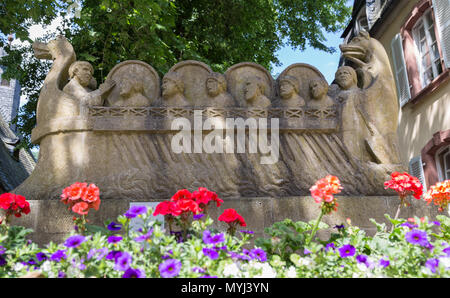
[308,77,335,108]
[339,31,401,164]
[243,76,271,108]
[205,72,234,107]
[161,71,189,107]
[278,75,305,107]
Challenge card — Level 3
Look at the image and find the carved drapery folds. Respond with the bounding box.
[15,33,405,201]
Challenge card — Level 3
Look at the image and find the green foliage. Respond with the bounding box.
[0,0,351,149]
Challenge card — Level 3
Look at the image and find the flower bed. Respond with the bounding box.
[0,173,449,278]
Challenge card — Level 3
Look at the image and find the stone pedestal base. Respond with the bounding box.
[10,196,440,246]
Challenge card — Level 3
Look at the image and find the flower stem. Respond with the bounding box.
[306,209,325,246]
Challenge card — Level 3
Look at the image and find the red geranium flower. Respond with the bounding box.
[0,193,30,220]
[218,208,246,227]
[384,172,423,202]
[423,180,450,212]
[170,189,193,202]
[61,182,101,216]
[192,187,224,208]
[309,175,343,214]
[72,202,89,215]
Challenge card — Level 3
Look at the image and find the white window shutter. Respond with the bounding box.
[391,34,411,107]
[432,0,450,69]
[409,155,427,192]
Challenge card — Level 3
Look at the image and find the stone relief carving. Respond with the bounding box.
[161,71,189,107]
[205,72,234,107]
[277,75,305,108]
[308,78,335,109]
[224,62,274,108]
[14,33,405,202]
[105,60,159,107]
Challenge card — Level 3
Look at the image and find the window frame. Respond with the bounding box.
[399,0,450,105]
[435,145,450,181]
[411,8,444,88]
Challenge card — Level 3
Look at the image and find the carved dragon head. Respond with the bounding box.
[32,35,75,61]
[339,31,372,68]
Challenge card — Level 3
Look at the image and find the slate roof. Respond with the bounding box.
[0,114,35,192]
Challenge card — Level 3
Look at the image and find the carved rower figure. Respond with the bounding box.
[63,61,115,106]
[243,76,271,108]
[113,73,151,107]
[308,78,335,109]
[278,75,305,107]
[206,72,234,107]
[161,71,189,107]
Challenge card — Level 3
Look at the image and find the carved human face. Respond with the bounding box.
[310,80,326,99]
[206,78,220,97]
[244,80,259,101]
[162,78,178,98]
[335,68,356,90]
[280,81,295,99]
[74,65,93,87]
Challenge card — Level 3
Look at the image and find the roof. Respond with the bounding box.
[0,114,35,192]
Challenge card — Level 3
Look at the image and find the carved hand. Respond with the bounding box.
[99,80,116,94]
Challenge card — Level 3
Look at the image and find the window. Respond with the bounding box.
[391,1,450,106]
[1,79,9,87]
[436,146,450,181]
[412,9,443,87]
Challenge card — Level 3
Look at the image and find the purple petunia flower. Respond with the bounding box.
[432,221,441,226]
[400,222,418,229]
[241,249,256,261]
[356,254,373,268]
[200,275,218,278]
[122,267,145,278]
[192,267,206,273]
[203,247,219,260]
[106,250,123,261]
[338,244,356,258]
[159,259,182,278]
[251,248,267,262]
[107,222,123,231]
[134,229,153,242]
[57,271,66,278]
[202,230,225,245]
[443,247,450,257]
[64,235,86,248]
[405,229,429,247]
[334,224,345,230]
[0,256,6,267]
[425,258,439,273]
[240,230,254,234]
[303,248,311,255]
[107,235,123,244]
[124,205,147,218]
[379,258,390,268]
[325,243,336,252]
[36,252,47,262]
[50,250,67,262]
[0,246,5,254]
[27,259,37,266]
[114,251,132,271]
[193,213,205,220]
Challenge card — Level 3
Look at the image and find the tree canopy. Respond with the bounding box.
[0,0,351,149]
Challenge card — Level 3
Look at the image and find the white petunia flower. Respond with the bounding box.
[223,263,241,277]
[286,266,297,278]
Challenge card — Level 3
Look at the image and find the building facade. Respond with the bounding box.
[342,0,450,191]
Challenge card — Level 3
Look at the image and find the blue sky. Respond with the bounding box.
[271,31,344,84]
